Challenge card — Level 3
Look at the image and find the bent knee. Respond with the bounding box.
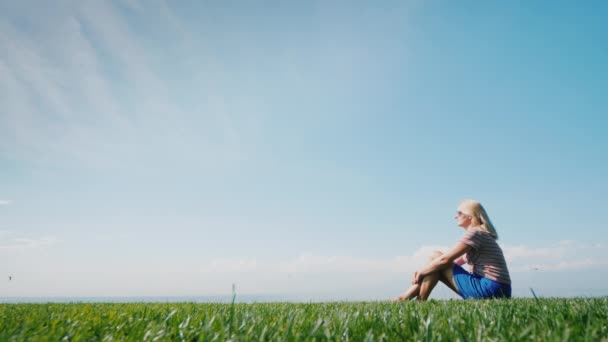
[428,250,443,262]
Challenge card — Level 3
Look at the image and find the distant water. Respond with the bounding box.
[0,294,295,304]
[0,294,373,304]
[2,288,606,304]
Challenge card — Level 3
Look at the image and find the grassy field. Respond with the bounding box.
[1,298,606,341]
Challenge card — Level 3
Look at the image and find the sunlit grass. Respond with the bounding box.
[1,298,606,340]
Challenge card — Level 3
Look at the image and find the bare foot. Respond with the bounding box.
[393,295,409,302]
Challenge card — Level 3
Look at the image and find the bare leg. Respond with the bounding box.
[394,250,444,302]
[439,266,459,294]
[393,284,420,302]
[417,250,461,301]
[418,272,440,300]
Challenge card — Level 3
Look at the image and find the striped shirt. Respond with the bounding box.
[460,227,511,285]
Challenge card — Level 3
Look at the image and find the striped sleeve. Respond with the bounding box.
[460,229,483,249]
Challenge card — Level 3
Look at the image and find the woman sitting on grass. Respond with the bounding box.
[395,199,511,301]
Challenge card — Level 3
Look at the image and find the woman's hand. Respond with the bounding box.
[412,270,424,284]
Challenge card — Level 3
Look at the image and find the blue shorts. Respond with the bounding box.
[453,264,511,299]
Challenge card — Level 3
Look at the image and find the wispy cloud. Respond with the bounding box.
[0,236,59,250]
[192,242,606,297]
[0,200,12,205]
[0,0,255,172]
[199,241,607,275]
[503,241,607,272]
[200,245,449,274]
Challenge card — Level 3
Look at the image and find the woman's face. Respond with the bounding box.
[455,207,473,228]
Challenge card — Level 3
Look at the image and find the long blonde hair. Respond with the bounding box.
[459,199,498,239]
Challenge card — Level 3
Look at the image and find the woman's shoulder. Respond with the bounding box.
[463,226,484,235]
[462,227,493,240]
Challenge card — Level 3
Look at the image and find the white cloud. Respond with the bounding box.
[1,240,605,298]
[190,241,608,298]
[198,241,607,276]
[0,236,59,250]
[503,242,606,272]
[503,244,568,260]
[200,245,449,275]
[0,200,12,205]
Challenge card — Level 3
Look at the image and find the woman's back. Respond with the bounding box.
[461,228,511,284]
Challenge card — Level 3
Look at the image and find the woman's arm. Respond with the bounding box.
[454,256,466,266]
[414,242,471,284]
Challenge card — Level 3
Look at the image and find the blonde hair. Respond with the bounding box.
[459,199,498,239]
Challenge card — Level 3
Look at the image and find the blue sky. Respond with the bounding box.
[1,0,607,300]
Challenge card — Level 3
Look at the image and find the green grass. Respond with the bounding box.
[1,298,606,341]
